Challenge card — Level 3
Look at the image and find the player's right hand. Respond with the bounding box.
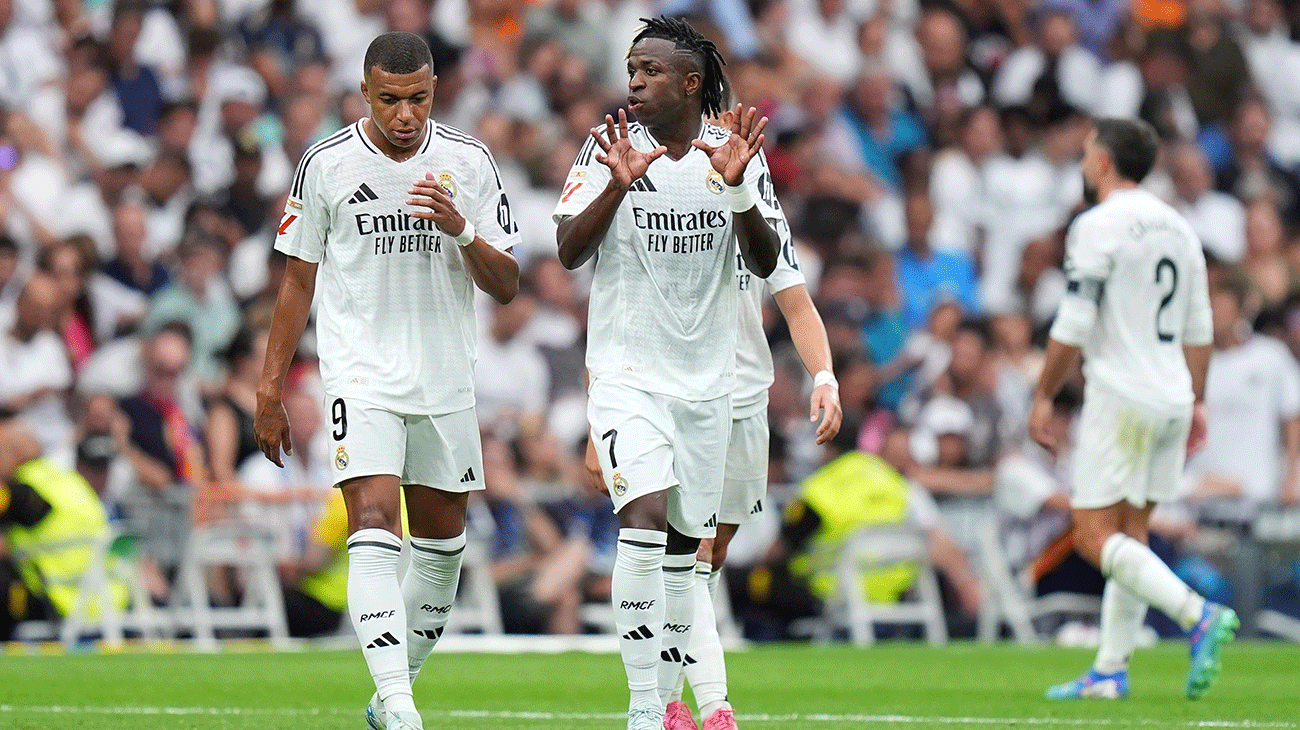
[584,434,608,496]
[592,108,665,191]
[254,394,293,468]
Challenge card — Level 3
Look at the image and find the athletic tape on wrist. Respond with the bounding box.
[724,183,755,213]
[813,369,838,389]
[453,220,476,247]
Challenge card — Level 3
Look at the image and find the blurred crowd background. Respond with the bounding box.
[3,0,1300,643]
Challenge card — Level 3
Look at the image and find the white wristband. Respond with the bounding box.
[724,182,756,213]
[452,219,476,247]
[813,369,838,390]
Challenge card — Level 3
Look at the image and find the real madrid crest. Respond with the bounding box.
[335,446,349,470]
[612,472,629,497]
[706,170,724,194]
[438,172,457,199]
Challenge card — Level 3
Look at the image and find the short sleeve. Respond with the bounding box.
[743,148,783,225]
[1062,212,1115,287]
[472,147,524,252]
[552,134,612,222]
[275,154,331,263]
[765,217,806,293]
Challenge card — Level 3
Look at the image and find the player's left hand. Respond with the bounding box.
[692,104,767,187]
[811,383,842,445]
[1028,395,1058,455]
[1186,401,1208,458]
[408,172,470,240]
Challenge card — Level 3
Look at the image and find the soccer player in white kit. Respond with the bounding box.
[254,33,521,730]
[1029,118,1237,701]
[661,193,843,730]
[553,17,781,730]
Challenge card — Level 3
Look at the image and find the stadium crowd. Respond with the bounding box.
[2,0,1299,640]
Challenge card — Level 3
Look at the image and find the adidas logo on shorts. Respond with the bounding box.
[750,500,763,515]
[704,514,717,529]
[348,183,379,204]
[459,468,476,483]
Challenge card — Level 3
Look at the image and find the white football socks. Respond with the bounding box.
[657,552,698,706]
[1093,578,1148,675]
[683,561,731,718]
[612,528,667,710]
[347,529,417,716]
[403,532,465,683]
[1101,533,1205,630]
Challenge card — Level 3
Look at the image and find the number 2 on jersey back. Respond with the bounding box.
[1155,257,1178,343]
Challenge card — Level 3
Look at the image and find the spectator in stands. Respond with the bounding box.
[895,192,979,331]
[1238,0,1300,167]
[1181,0,1250,130]
[930,105,1002,256]
[103,200,172,298]
[1169,143,1246,263]
[0,235,20,307]
[236,0,326,106]
[39,237,147,369]
[994,8,1100,117]
[480,435,588,635]
[0,273,75,466]
[1186,279,1300,520]
[838,62,929,192]
[106,1,164,136]
[1238,199,1300,313]
[474,289,549,437]
[1217,97,1300,225]
[281,490,349,638]
[0,420,125,640]
[205,327,267,485]
[141,233,242,389]
[117,322,205,492]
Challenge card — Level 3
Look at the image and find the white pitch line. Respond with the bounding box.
[0,705,1293,728]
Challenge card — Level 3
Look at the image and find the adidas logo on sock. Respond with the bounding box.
[459,467,476,483]
[704,514,717,529]
[628,175,657,192]
[365,631,401,648]
[750,500,763,515]
[348,183,379,204]
[660,647,683,663]
[684,654,697,665]
[621,624,654,641]
[413,627,444,640]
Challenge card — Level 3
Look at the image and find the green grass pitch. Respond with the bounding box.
[0,642,1294,729]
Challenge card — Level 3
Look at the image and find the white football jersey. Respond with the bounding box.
[276,120,521,414]
[733,219,804,419]
[1052,188,1212,415]
[553,122,782,401]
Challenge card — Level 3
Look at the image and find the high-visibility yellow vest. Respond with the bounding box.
[297,493,350,612]
[789,451,917,603]
[3,459,127,616]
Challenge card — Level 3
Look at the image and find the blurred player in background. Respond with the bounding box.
[255,31,520,730]
[1029,117,1237,701]
[554,16,781,730]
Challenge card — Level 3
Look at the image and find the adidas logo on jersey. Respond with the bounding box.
[628,175,657,193]
[622,624,654,640]
[348,182,379,204]
[750,500,763,515]
[704,514,717,529]
[365,631,401,648]
[459,468,476,483]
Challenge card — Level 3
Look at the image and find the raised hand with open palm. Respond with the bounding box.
[591,108,667,191]
[692,104,768,187]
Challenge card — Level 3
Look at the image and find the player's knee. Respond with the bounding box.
[351,504,402,533]
[666,529,700,556]
[1071,528,1105,566]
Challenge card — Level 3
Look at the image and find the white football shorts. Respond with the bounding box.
[587,380,730,539]
[324,395,485,492]
[719,409,769,525]
[1071,386,1191,509]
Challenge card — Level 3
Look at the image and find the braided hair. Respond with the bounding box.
[630,16,727,118]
